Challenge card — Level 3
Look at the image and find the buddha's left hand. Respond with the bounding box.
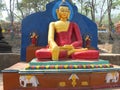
[62,45,74,50]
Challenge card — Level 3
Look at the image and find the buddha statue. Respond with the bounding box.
[35,0,99,61]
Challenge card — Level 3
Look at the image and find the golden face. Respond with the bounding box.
[57,6,70,20]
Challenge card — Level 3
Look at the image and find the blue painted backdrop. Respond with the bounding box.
[21,0,98,61]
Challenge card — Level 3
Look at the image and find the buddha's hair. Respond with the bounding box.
[59,0,68,7]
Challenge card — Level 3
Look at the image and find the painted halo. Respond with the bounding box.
[52,0,74,20]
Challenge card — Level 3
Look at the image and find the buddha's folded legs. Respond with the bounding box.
[35,48,99,61]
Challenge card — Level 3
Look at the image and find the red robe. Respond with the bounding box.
[55,22,83,48]
[35,22,99,60]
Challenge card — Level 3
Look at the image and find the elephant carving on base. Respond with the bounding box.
[105,71,119,83]
[19,75,39,87]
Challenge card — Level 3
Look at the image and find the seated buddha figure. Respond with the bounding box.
[35,0,99,61]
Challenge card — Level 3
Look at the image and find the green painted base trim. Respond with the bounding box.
[20,67,120,74]
[30,58,109,66]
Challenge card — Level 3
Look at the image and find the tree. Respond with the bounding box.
[106,0,120,41]
[0,0,5,20]
[74,0,97,22]
[90,0,96,22]
[84,2,91,16]
[0,0,4,10]
[16,0,24,19]
[16,0,53,19]
[9,0,15,28]
[97,0,107,26]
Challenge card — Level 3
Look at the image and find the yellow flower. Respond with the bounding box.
[55,65,58,69]
[46,65,49,69]
[83,65,86,68]
[74,65,78,69]
[64,65,68,69]
[36,66,40,69]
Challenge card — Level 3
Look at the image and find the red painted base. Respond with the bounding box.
[2,63,120,90]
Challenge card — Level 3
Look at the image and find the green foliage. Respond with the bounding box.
[0,0,120,26]
[112,0,120,9]
[0,0,5,11]
[16,0,53,17]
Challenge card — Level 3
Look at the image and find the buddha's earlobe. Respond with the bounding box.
[67,10,70,20]
[56,9,60,19]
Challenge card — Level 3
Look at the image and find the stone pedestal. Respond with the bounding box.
[2,62,120,90]
[0,40,12,53]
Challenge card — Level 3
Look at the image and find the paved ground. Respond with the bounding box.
[0,73,3,90]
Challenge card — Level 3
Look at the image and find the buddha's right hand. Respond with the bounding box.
[51,45,59,61]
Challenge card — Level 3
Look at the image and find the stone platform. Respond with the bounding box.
[99,53,120,65]
[0,53,20,70]
[0,53,120,71]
